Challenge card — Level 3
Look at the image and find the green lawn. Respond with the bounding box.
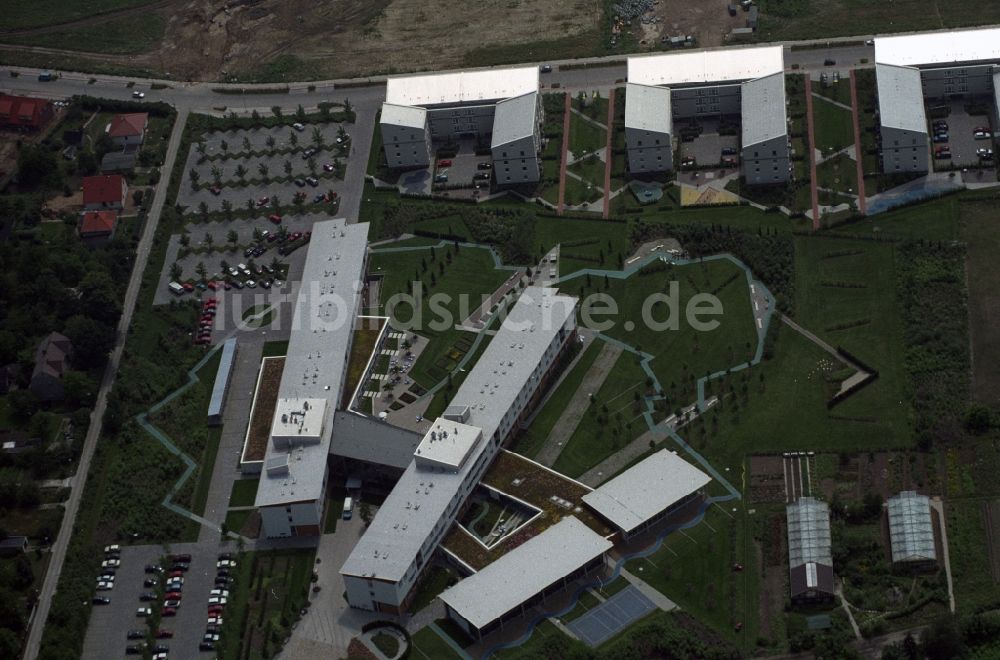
[261,340,289,358]
[411,626,464,660]
[224,509,252,534]
[511,339,601,458]
[496,620,575,659]
[815,153,859,197]
[568,112,607,158]
[369,245,511,389]
[624,506,745,644]
[559,588,601,622]
[568,153,606,189]
[4,14,166,54]
[563,173,603,207]
[811,95,855,155]
[409,566,457,613]
[228,479,260,508]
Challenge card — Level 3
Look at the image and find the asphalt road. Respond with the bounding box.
[22,108,189,660]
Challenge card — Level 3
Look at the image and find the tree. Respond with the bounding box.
[270,257,281,273]
[271,106,282,118]
[270,194,281,210]
[17,146,59,189]
[179,234,190,248]
[198,201,209,218]
[965,403,992,434]
[235,163,247,181]
[253,228,263,242]
[246,199,255,213]
[283,159,292,176]
[196,142,206,158]
[64,315,115,370]
[189,168,200,189]
[7,389,39,422]
[307,157,317,175]
[210,164,222,182]
[343,98,352,115]
[77,148,98,175]
[63,371,96,408]
[295,104,306,120]
[265,135,276,150]
[289,132,298,147]
[221,199,233,219]
[196,261,207,282]
[311,126,324,146]
[227,229,239,249]
[242,136,252,152]
[220,139,228,153]
[921,616,967,660]
[257,162,269,180]
[221,259,230,273]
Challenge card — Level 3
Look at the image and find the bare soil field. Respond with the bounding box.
[639,0,748,48]
[960,202,1000,406]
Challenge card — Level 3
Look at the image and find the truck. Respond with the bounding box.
[342,497,353,520]
[38,71,54,82]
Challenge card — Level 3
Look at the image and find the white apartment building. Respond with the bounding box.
[340,287,578,613]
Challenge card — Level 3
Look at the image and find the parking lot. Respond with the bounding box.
[930,99,994,169]
[177,122,356,213]
[398,138,492,196]
[82,542,229,658]
[676,117,740,169]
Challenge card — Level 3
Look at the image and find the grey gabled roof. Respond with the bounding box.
[439,516,612,630]
[876,63,927,134]
[380,103,427,130]
[741,72,787,148]
[330,411,422,470]
[582,450,709,533]
[624,82,672,135]
[491,91,538,148]
[887,491,936,563]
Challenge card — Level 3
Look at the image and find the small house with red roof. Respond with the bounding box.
[106,112,148,148]
[30,332,73,402]
[0,94,54,131]
[78,210,118,244]
[82,174,127,211]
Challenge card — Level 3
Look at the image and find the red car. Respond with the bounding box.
[169,570,184,578]
[438,159,452,167]
[207,605,224,615]
[161,607,177,617]
[155,629,173,639]
[182,282,194,292]
[256,196,269,207]
[210,186,222,196]
[165,592,182,600]
[204,298,218,304]
[207,281,220,291]
[268,214,282,225]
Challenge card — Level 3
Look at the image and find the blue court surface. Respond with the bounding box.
[567,585,657,647]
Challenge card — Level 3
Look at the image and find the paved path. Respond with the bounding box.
[804,77,821,229]
[557,93,570,216]
[23,108,190,660]
[849,70,868,215]
[836,583,864,639]
[535,342,622,466]
[602,88,615,219]
[578,425,665,487]
[811,92,853,112]
[930,497,956,613]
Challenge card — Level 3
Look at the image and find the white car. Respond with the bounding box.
[216,559,236,568]
[132,91,145,99]
[245,280,256,289]
[166,578,184,588]
[207,616,223,626]
[210,589,229,598]
[136,607,152,617]
[102,559,120,568]
[104,544,120,554]
[228,267,239,277]
[292,122,305,132]
[96,581,113,591]
[208,596,227,605]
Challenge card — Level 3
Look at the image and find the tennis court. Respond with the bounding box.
[566,584,656,647]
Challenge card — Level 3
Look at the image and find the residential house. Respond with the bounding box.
[29,332,73,402]
[106,112,148,148]
[78,210,118,244]
[82,174,127,211]
[0,94,54,131]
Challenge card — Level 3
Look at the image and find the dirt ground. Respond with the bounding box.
[748,455,785,504]
[637,0,750,48]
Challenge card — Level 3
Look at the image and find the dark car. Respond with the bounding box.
[161,606,178,617]
[144,564,162,574]
[200,642,216,652]
[155,629,173,639]
[92,596,110,605]
[721,147,737,156]
[168,554,192,563]
[216,569,230,578]
[933,133,949,143]
[140,592,157,601]
[171,562,190,572]
[154,644,170,653]
[477,161,492,170]
[214,577,232,587]
[294,178,306,187]
[127,630,146,640]
[824,58,836,66]
[125,645,144,655]
[540,64,552,73]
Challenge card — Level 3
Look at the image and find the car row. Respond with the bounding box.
[194,298,218,345]
[92,545,122,604]
[200,554,238,652]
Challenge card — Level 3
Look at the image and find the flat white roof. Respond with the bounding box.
[875,27,1000,67]
[741,72,788,147]
[624,82,672,134]
[582,450,710,533]
[269,398,326,446]
[628,45,783,87]
[385,66,539,108]
[491,91,538,148]
[439,517,612,630]
[876,63,927,133]
[413,420,483,470]
[254,218,369,509]
[340,287,577,583]
[380,103,427,130]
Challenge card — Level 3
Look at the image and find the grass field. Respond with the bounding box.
[411,625,464,660]
[0,0,154,30]
[945,498,1000,614]
[568,112,607,158]
[755,0,1000,43]
[815,153,859,197]
[369,245,510,389]
[811,96,855,155]
[4,14,166,54]
[959,201,1000,405]
[568,153,606,190]
[228,478,260,508]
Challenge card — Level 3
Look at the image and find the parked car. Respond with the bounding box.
[540,64,552,73]
[140,592,158,601]
[433,173,448,183]
[104,545,121,555]
[977,147,994,159]
[155,629,173,639]
[974,128,991,139]
[721,147,737,156]
[256,196,270,207]
[132,91,145,99]
[292,122,305,132]
[165,591,182,600]
[824,58,836,66]
[438,159,453,167]
[294,178,306,187]
[164,599,181,608]
[269,214,283,224]
[93,596,111,605]
[477,161,492,170]
[306,176,319,187]
[96,581,113,591]
[207,616,223,626]
[127,630,146,640]
[934,149,951,159]
[161,607,177,617]
[136,607,152,617]
[210,589,230,597]
[474,172,490,181]
[102,558,120,568]
[721,156,737,167]
[200,642,216,652]
[208,596,228,605]
[210,186,221,195]
[170,562,190,572]
[125,644,145,655]
[932,133,949,143]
